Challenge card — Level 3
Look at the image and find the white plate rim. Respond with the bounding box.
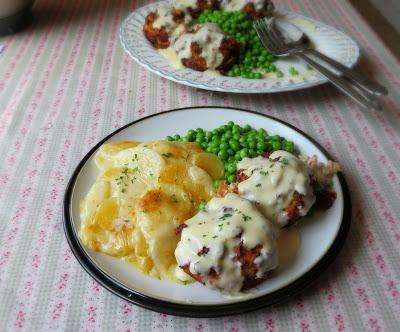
[119,2,360,93]
[63,107,351,317]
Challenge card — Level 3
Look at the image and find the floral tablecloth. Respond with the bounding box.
[1,0,399,331]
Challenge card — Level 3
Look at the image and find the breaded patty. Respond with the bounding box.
[180,242,267,290]
[175,23,240,72]
[143,7,187,49]
[172,0,221,18]
[174,193,278,293]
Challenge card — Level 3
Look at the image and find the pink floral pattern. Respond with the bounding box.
[0,0,400,331]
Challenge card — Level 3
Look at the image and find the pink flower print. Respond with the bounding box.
[195,323,203,331]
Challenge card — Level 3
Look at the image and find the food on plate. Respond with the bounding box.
[143,4,191,49]
[168,122,340,228]
[220,0,274,19]
[79,140,223,279]
[172,0,221,18]
[143,0,284,79]
[235,151,316,227]
[174,23,241,71]
[166,121,296,184]
[79,121,340,295]
[175,193,278,293]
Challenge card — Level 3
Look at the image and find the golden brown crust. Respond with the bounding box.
[283,191,305,227]
[180,242,266,290]
[217,38,241,71]
[187,0,221,18]
[143,9,186,49]
[234,243,265,289]
[181,42,209,71]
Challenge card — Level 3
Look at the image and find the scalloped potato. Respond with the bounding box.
[79,140,223,280]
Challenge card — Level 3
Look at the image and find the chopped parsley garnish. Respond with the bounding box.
[212,235,218,239]
[219,213,232,220]
[242,214,252,222]
[235,209,252,222]
[256,183,262,187]
[170,194,178,203]
[162,152,172,158]
[279,158,289,165]
[260,171,269,176]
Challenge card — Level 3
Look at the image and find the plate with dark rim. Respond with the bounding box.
[63,106,351,317]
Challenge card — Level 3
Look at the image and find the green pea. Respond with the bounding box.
[272,141,282,150]
[244,124,252,132]
[166,135,174,141]
[227,174,236,184]
[225,131,232,139]
[173,134,181,140]
[249,149,257,158]
[213,179,221,189]
[257,141,267,151]
[198,201,206,211]
[182,136,189,142]
[240,148,249,158]
[219,142,229,150]
[218,150,228,160]
[211,147,219,154]
[233,133,241,140]
[196,136,204,143]
[230,140,241,151]
[249,140,257,149]
[227,163,236,174]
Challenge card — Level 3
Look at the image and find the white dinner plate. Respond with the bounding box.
[119,2,360,93]
[64,107,351,317]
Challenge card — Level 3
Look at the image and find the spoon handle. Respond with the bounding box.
[308,49,388,96]
[297,53,382,111]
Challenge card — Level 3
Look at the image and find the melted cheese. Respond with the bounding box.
[153,5,191,43]
[172,0,198,10]
[174,23,225,69]
[175,193,278,293]
[237,150,315,227]
[221,0,273,12]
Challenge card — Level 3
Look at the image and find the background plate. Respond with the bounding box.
[64,107,351,317]
[119,2,360,93]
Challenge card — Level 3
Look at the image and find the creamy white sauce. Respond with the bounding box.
[153,5,191,42]
[158,46,224,76]
[175,193,278,293]
[172,0,198,11]
[174,23,225,70]
[221,0,273,12]
[237,150,315,227]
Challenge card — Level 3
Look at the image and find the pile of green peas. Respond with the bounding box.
[165,121,296,184]
[197,10,279,79]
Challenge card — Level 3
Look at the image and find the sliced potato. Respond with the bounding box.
[80,178,111,221]
[192,152,224,180]
[95,141,140,170]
